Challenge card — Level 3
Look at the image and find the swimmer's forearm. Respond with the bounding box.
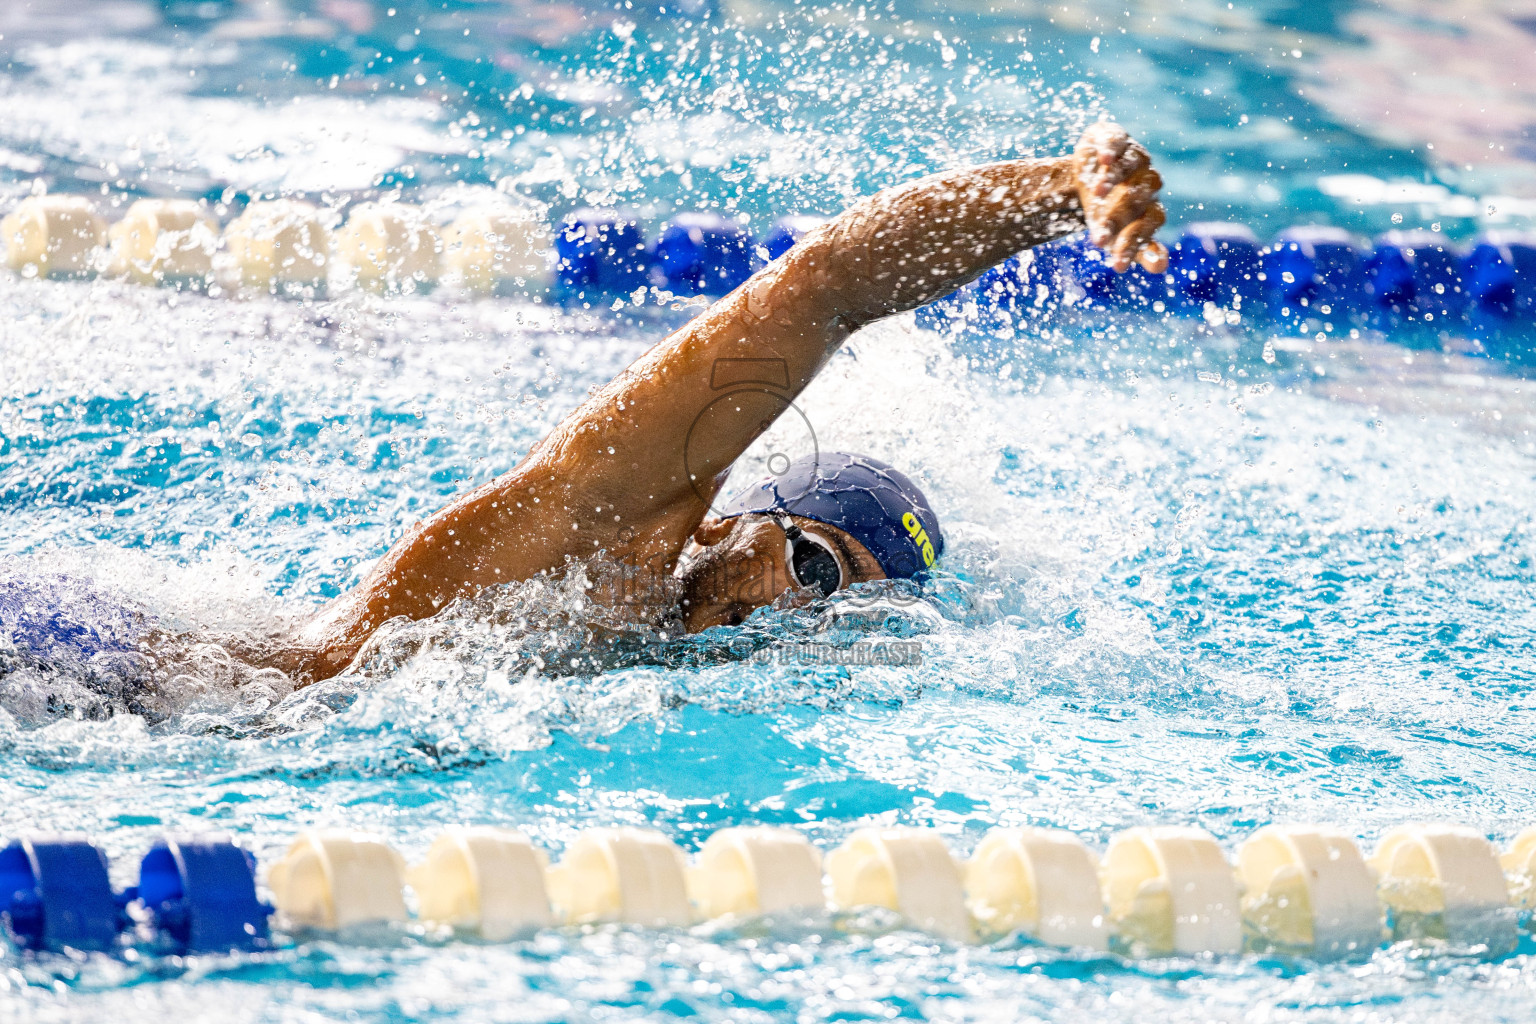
[790,157,1084,326]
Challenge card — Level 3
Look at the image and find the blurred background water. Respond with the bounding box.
[2,0,1536,1021]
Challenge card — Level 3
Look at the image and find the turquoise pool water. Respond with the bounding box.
[3,1,1536,1020]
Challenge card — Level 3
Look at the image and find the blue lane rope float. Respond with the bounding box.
[135,836,272,952]
[1168,223,1264,310]
[1360,230,1466,324]
[0,836,125,952]
[554,207,651,296]
[1265,225,1367,318]
[651,211,757,295]
[1465,233,1536,320]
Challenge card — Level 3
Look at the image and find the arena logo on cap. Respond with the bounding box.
[902,512,936,567]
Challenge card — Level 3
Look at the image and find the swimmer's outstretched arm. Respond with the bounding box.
[583,123,1166,510]
[280,123,1165,680]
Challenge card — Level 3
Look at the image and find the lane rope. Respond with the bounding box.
[3,822,1531,958]
[3,194,1530,334]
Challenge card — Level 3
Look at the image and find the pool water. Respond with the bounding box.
[3,1,1536,1020]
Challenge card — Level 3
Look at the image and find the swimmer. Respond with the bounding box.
[269,122,1167,684]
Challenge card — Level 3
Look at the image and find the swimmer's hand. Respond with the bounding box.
[1073,122,1168,274]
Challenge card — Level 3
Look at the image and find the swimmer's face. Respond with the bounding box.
[674,513,886,632]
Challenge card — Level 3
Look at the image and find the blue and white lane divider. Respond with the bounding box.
[1,191,1531,333]
[7,823,1536,959]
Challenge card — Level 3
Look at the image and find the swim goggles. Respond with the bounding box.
[773,514,845,596]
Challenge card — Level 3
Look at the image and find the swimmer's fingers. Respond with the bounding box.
[1086,167,1163,248]
[1075,121,1131,164]
[1137,240,1170,274]
[1073,122,1166,270]
[1074,123,1152,197]
[1111,142,1152,192]
[1109,205,1168,273]
[1074,122,1132,196]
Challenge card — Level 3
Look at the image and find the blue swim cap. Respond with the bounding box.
[716,452,943,580]
[0,573,140,660]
